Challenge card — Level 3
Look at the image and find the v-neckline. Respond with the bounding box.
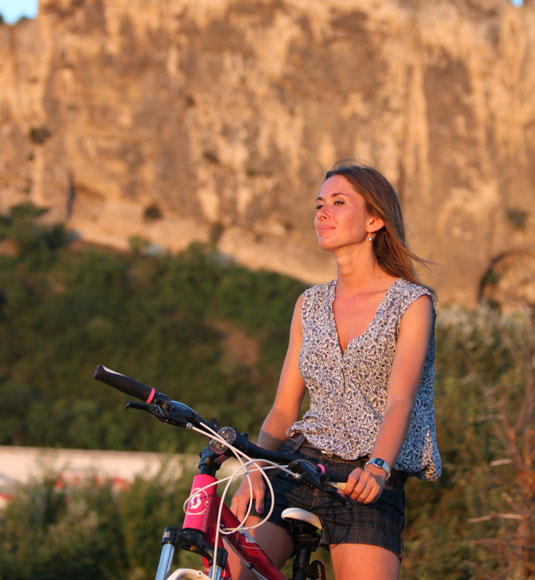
[329,278,401,356]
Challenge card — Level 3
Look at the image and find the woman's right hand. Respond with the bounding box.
[230,466,266,522]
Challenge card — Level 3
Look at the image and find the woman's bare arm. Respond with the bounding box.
[343,294,433,503]
[231,294,307,519]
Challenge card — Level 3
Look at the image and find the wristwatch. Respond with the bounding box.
[365,457,391,480]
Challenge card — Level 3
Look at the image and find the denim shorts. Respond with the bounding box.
[260,438,407,560]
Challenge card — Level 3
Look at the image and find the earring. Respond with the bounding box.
[368,236,374,242]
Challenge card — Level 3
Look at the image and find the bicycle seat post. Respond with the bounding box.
[282,512,326,580]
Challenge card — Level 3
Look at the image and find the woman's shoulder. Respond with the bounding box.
[303,279,336,298]
[394,278,434,297]
[300,279,335,311]
[390,278,436,312]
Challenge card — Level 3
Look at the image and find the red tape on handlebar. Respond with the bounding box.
[145,388,156,404]
[317,464,326,475]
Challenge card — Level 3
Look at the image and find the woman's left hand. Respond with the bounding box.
[341,465,386,503]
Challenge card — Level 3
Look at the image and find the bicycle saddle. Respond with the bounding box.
[281,507,322,530]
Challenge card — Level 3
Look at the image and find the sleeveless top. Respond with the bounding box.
[287,278,441,480]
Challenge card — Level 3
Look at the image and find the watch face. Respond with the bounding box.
[369,458,389,472]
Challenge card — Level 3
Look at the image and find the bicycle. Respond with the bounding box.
[93,364,350,580]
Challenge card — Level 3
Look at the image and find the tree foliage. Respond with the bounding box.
[0,204,305,452]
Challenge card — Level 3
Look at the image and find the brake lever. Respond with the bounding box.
[288,460,352,511]
[125,400,165,420]
[322,481,352,511]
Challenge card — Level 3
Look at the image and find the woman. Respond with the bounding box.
[230,161,441,580]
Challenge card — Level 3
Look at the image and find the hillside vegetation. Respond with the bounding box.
[0,205,533,579]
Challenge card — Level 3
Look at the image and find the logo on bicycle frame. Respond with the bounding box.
[186,488,209,515]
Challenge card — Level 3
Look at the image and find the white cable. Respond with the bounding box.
[207,461,294,580]
[181,424,261,579]
[177,422,305,580]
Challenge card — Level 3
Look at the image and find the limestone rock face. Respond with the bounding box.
[1,0,533,306]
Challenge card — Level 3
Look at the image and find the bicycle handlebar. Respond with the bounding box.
[93,364,347,486]
[93,364,161,402]
[241,440,346,483]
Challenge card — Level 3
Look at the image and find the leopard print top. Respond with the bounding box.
[287,278,441,480]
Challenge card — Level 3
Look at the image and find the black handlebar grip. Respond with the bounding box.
[317,463,347,484]
[93,364,158,402]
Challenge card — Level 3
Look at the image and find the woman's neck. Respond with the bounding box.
[334,249,395,296]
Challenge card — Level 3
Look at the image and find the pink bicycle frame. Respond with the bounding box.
[183,473,285,580]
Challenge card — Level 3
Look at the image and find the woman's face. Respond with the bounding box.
[314,175,381,252]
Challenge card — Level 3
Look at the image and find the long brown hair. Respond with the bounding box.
[324,161,432,288]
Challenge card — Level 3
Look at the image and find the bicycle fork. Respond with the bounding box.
[155,526,180,580]
[154,525,228,580]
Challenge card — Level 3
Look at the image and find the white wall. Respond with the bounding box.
[0,446,241,506]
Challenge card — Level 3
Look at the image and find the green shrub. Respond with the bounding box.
[403,306,534,580]
[0,468,194,580]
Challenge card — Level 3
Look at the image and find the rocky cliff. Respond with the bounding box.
[1,0,534,307]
